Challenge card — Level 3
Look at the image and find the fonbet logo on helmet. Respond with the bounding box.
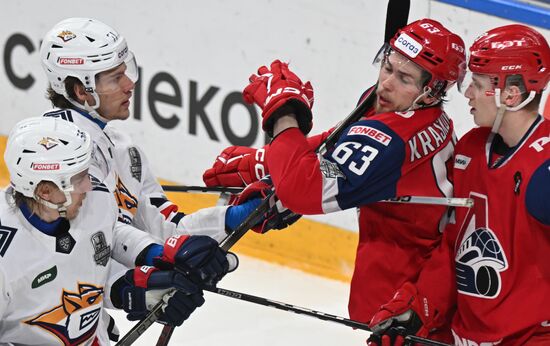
[57,57,84,65]
[4,117,92,214]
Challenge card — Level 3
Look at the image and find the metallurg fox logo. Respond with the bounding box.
[24,283,104,346]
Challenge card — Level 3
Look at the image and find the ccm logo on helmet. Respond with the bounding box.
[32,163,60,170]
[395,33,422,58]
[501,65,522,71]
[118,46,128,59]
[57,57,84,65]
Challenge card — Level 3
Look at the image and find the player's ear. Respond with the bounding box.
[503,85,522,107]
[34,181,57,202]
[73,83,89,103]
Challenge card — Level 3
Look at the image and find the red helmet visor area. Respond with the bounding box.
[468,24,550,94]
[389,18,466,97]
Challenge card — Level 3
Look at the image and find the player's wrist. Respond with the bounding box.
[273,114,299,137]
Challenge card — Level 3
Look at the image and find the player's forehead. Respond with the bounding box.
[386,50,424,79]
[471,73,491,84]
[97,62,126,78]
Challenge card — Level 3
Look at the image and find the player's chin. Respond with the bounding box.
[116,109,131,120]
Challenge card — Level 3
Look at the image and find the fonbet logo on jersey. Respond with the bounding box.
[25,282,104,346]
[347,126,392,146]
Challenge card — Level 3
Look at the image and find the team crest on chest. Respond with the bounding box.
[91,232,110,266]
[456,226,508,298]
[24,282,104,346]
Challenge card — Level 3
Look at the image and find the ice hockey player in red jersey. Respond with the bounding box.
[203,18,466,341]
[368,24,550,346]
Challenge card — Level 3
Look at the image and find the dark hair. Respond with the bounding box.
[46,76,83,109]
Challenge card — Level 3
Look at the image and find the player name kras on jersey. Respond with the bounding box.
[408,112,452,162]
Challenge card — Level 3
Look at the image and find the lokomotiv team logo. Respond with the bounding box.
[455,193,508,299]
[24,283,104,345]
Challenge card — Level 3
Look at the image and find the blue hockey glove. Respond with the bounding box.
[115,266,204,326]
[234,175,302,234]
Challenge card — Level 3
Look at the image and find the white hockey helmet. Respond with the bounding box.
[40,18,138,110]
[4,117,93,213]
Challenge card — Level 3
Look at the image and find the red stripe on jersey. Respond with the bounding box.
[160,204,178,220]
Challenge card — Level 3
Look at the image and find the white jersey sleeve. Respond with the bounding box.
[111,221,157,268]
[104,125,229,242]
[0,267,9,319]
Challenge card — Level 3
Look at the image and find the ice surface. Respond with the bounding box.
[110,255,370,345]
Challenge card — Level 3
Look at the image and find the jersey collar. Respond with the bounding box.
[72,107,107,129]
[19,202,63,236]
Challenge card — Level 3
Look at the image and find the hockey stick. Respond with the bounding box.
[206,286,451,346]
[119,2,411,345]
[161,185,474,208]
[162,185,243,194]
[115,193,273,346]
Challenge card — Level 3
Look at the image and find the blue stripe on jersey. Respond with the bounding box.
[72,108,107,129]
[19,202,62,236]
[525,159,550,226]
[327,119,405,210]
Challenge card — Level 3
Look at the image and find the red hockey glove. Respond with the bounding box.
[234,176,301,234]
[203,145,269,187]
[243,59,314,137]
[367,282,435,346]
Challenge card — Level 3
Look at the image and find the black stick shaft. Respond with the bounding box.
[206,286,451,346]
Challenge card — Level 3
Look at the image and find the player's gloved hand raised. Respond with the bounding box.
[114,266,205,326]
[233,175,301,234]
[367,282,435,346]
[154,235,238,287]
[243,59,314,137]
[203,145,269,187]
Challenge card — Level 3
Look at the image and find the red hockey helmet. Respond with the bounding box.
[468,24,550,94]
[389,18,466,98]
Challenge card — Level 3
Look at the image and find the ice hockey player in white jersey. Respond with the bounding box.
[0,117,235,345]
[40,17,273,243]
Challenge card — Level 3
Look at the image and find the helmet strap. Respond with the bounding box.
[491,89,537,134]
[35,190,73,219]
[408,86,432,111]
[493,89,536,112]
[83,99,111,123]
[66,95,111,124]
